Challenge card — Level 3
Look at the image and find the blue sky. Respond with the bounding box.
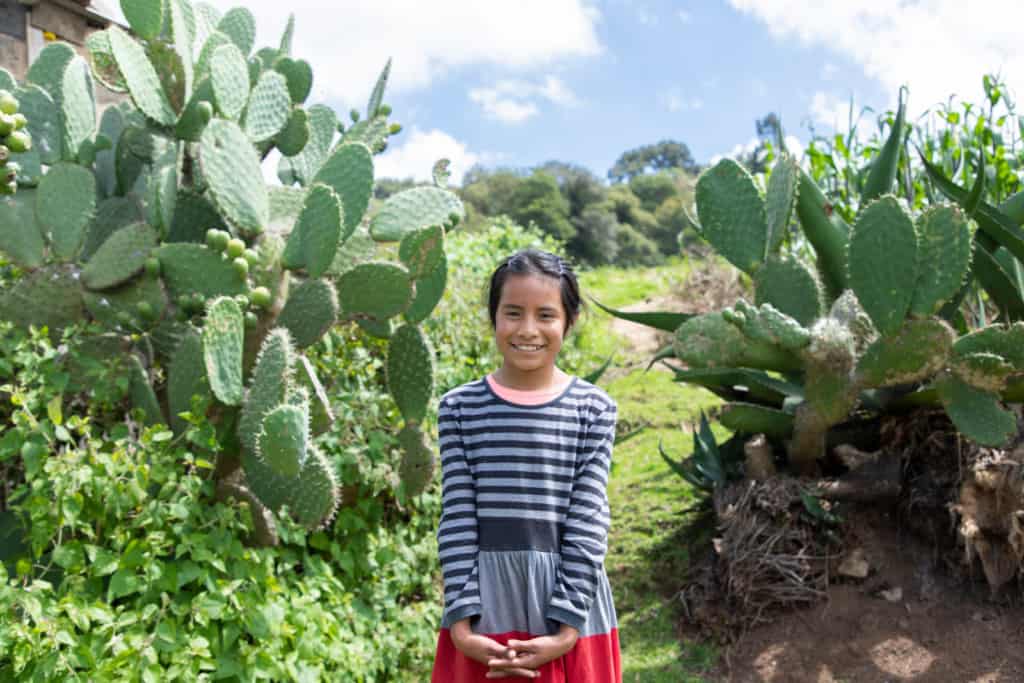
[206,1,1024,184]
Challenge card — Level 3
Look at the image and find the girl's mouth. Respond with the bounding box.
[511,343,544,352]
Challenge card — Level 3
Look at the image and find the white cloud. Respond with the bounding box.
[728,0,1024,113]
[468,76,579,123]
[374,127,481,185]
[205,1,602,107]
[664,87,704,112]
[809,90,852,130]
[709,134,805,166]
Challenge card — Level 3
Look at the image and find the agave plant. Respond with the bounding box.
[0,1,461,545]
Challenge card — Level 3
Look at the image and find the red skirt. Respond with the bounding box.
[431,627,622,682]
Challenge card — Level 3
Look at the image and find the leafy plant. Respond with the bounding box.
[607,86,1024,475]
[0,1,464,544]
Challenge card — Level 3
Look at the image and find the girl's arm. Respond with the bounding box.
[544,401,617,631]
[437,398,484,626]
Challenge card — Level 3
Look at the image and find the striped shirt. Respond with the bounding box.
[436,375,618,631]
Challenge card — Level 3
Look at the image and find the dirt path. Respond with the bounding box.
[608,294,677,360]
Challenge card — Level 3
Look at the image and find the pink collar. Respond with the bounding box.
[485,373,573,405]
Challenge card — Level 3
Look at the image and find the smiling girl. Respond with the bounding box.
[431,249,622,682]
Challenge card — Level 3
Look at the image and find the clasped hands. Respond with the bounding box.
[450,618,579,679]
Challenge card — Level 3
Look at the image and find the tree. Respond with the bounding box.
[568,206,620,265]
[608,140,699,183]
[629,172,679,213]
[508,172,574,242]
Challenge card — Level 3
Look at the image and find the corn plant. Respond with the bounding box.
[0,1,461,545]
[603,89,1024,476]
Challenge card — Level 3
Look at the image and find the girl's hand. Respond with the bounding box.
[485,624,579,678]
[450,619,540,679]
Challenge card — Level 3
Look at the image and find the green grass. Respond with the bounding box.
[583,262,722,682]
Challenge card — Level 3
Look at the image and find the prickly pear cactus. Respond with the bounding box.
[0,6,459,544]
[609,88,1024,480]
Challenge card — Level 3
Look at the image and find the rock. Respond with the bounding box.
[880,586,903,602]
[838,547,870,579]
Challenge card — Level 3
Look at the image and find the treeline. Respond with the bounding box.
[378,141,701,267]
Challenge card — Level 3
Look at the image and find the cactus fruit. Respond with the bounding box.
[0,88,32,194]
[386,323,435,424]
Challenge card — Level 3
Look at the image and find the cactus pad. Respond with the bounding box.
[283,104,337,185]
[404,252,448,324]
[369,185,464,242]
[386,323,435,424]
[399,224,445,280]
[0,266,82,335]
[673,312,802,372]
[753,257,823,326]
[210,43,250,120]
[108,27,176,126]
[328,226,376,276]
[82,222,158,290]
[36,162,96,260]
[128,354,164,426]
[0,190,45,268]
[855,318,954,388]
[217,7,257,55]
[244,70,291,142]
[724,301,812,351]
[282,184,343,275]
[276,278,338,348]
[719,402,794,438]
[202,297,245,405]
[951,352,1014,393]
[276,107,310,157]
[167,328,208,434]
[86,31,128,94]
[313,143,374,236]
[695,159,767,273]
[176,78,215,142]
[273,57,313,104]
[120,0,164,40]
[82,196,142,260]
[239,328,295,453]
[337,262,412,319]
[26,42,75,104]
[398,423,435,496]
[155,243,246,299]
[195,31,232,80]
[83,273,167,330]
[847,196,918,337]
[765,155,799,254]
[60,57,97,162]
[909,205,973,316]
[199,119,268,234]
[953,323,1024,369]
[16,84,61,165]
[167,189,227,243]
[256,403,308,478]
[298,355,334,436]
[936,374,1016,447]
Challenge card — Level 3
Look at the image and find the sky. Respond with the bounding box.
[197,0,1024,185]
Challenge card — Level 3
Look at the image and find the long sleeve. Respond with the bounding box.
[545,401,617,631]
[436,397,482,626]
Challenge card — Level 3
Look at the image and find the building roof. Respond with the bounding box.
[83,1,127,26]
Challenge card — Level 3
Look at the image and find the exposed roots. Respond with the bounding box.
[680,478,839,640]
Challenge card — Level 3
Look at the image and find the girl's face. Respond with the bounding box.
[494,273,570,381]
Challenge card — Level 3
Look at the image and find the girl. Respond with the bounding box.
[431,249,622,682]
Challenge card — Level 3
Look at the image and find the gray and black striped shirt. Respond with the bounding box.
[437,376,617,631]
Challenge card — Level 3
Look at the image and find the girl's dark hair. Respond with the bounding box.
[488,249,582,332]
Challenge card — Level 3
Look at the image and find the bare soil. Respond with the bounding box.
[713,503,1024,682]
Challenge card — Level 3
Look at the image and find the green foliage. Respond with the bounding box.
[611,83,1024,477]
